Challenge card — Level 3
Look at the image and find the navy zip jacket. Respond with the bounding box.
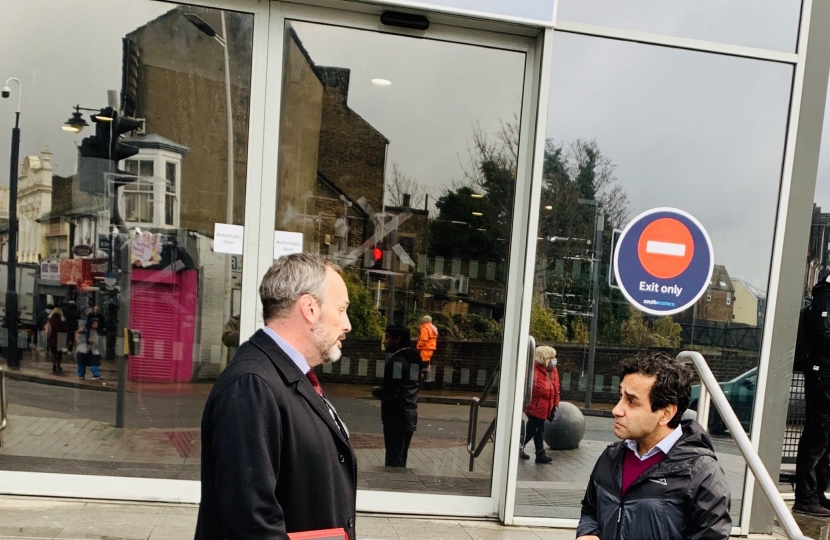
[577,419,731,540]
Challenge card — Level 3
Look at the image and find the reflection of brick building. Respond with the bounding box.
[694,265,735,323]
[279,30,427,275]
[122,6,253,232]
[731,277,766,327]
[806,204,830,298]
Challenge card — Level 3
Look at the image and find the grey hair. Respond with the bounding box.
[421,315,432,323]
[259,253,341,323]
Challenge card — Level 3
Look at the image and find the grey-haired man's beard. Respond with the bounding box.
[312,324,342,364]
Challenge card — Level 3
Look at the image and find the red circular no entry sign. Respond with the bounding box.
[636,218,694,279]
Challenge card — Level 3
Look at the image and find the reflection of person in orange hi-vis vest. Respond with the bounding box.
[416,315,438,381]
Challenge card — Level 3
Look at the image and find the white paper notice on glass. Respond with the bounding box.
[214,223,244,255]
[274,230,304,259]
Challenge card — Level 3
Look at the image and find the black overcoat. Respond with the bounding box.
[195,329,357,540]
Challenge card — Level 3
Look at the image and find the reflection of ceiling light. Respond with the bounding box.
[545,205,553,210]
[472,212,483,217]
[372,78,392,86]
[471,193,484,198]
[477,228,486,232]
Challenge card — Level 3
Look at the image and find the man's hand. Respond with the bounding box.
[576,536,600,540]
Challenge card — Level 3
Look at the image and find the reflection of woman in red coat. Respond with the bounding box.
[521,346,560,464]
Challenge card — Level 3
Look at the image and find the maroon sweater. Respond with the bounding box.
[621,448,665,496]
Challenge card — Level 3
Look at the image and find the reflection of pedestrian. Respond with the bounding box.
[44,307,66,373]
[36,304,52,350]
[222,315,240,348]
[76,318,102,380]
[416,315,438,383]
[372,325,421,467]
[85,306,106,334]
[62,300,79,360]
[195,253,355,540]
[794,272,830,517]
[520,346,559,464]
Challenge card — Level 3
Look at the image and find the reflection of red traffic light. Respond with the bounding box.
[372,246,383,270]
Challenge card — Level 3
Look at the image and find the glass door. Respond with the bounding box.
[261,2,540,516]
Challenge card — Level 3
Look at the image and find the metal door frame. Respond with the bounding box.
[257,0,547,518]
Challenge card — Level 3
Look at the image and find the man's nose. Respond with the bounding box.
[343,314,352,334]
[611,401,623,418]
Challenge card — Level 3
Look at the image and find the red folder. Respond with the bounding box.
[288,528,348,540]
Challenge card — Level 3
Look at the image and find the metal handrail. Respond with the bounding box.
[677,351,811,540]
[0,368,7,447]
[466,360,501,471]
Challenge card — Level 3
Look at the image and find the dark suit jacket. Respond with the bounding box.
[195,329,357,540]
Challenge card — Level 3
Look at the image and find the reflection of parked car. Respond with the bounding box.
[689,367,806,436]
[690,368,757,435]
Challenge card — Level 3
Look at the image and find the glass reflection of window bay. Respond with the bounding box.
[278,21,526,497]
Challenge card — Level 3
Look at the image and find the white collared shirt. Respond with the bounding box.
[624,425,683,461]
[263,326,311,375]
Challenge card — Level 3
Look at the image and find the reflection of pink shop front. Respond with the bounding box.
[128,268,197,382]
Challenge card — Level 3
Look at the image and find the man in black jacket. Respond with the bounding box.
[794,273,830,517]
[577,352,731,540]
[195,253,355,540]
[372,324,421,467]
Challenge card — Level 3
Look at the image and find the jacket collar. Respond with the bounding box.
[249,330,351,446]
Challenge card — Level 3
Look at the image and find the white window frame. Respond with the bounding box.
[1,1,828,538]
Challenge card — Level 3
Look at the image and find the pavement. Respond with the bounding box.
[0,494,825,539]
[0,354,815,537]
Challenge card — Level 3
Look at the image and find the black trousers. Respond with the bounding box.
[523,415,546,453]
[383,427,414,467]
[796,374,830,504]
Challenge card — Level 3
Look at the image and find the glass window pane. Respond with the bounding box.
[0,1,252,483]
[515,32,791,523]
[557,0,801,53]
[165,162,176,189]
[276,20,526,497]
[139,160,154,177]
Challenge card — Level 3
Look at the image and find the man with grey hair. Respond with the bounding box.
[195,253,355,540]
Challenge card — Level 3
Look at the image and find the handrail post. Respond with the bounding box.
[0,367,6,447]
[676,351,812,540]
[468,397,480,471]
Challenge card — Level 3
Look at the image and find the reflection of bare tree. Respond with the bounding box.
[386,163,429,208]
[562,139,629,228]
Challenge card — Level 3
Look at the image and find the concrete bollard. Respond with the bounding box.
[544,401,586,450]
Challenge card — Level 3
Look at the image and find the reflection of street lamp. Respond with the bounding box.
[185,11,236,366]
[2,77,21,368]
[578,199,604,409]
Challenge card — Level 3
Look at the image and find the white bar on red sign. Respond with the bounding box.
[645,240,686,257]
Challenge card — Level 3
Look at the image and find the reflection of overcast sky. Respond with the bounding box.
[291,22,525,203]
[3,0,830,289]
[0,1,171,177]
[548,34,792,289]
[557,0,800,52]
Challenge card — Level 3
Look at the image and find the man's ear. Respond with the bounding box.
[298,294,317,325]
[660,404,678,427]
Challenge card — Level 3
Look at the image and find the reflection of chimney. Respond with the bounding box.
[318,67,351,106]
[402,193,411,208]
